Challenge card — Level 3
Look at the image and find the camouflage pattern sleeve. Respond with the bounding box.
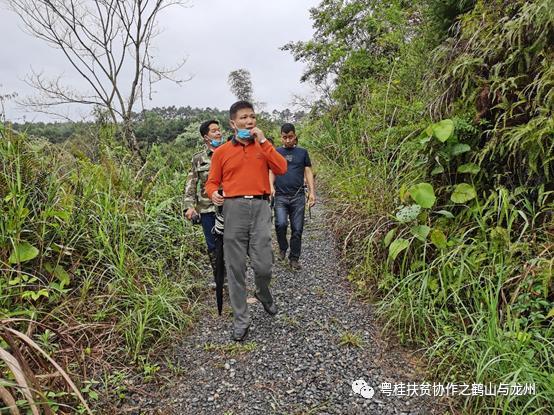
[183,155,199,212]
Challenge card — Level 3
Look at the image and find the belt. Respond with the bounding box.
[227,195,270,200]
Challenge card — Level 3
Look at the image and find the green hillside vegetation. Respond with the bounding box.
[1,0,552,412]
[1,105,288,412]
[290,0,552,413]
[12,106,304,147]
[0,121,207,412]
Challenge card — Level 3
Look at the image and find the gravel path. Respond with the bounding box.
[156,201,441,414]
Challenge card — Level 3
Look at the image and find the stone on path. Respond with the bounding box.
[150,201,442,414]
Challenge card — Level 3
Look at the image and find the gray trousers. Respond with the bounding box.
[223,198,274,330]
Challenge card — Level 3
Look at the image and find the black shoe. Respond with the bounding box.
[231,325,250,342]
[278,250,286,261]
[254,293,278,316]
[290,259,302,270]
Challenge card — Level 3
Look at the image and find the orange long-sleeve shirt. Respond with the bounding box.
[205,139,287,198]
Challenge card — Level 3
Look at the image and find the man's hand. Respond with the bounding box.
[185,208,198,220]
[211,191,225,206]
[250,127,266,143]
[308,192,316,208]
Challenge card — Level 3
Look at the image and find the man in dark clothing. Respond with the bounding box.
[270,123,316,270]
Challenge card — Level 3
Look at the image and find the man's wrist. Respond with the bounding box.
[259,138,267,144]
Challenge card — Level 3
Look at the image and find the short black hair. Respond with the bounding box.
[199,120,219,137]
[281,123,295,134]
[229,100,254,119]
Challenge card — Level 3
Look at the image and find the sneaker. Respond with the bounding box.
[289,259,302,270]
[278,250,286,261]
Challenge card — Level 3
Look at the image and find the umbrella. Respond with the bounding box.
[212,193,225,315]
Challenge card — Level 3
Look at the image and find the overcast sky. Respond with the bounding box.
[0,0,319,122]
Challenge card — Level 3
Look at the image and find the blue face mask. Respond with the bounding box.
[237,128,252,140]
[210,139,223,148]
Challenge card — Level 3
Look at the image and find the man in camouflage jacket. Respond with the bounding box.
[184,120,224,286]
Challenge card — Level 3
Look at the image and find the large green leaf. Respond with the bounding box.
[451,183,477,203]
[450,143,471,156]
[432,119,455,142]
[410,225,431,242]
[395,204,421,223]
[388,238,410,261]
[457,163,480,174]
[408,182,436,208]
[9,241,39,264]
[430,229,447,249]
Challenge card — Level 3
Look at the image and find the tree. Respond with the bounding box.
[228,69,253,102]
[281,0,418,105]
[6,0,189,162]
[0,85,18,123]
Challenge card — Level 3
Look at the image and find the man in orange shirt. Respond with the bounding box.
[205,101,287,341]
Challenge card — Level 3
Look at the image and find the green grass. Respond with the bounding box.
[298,2,553,411]
[307,111,553,413]
[338,331,365,348]
[0,124,205,411]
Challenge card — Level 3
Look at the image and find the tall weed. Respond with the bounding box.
[1,124,206,411]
